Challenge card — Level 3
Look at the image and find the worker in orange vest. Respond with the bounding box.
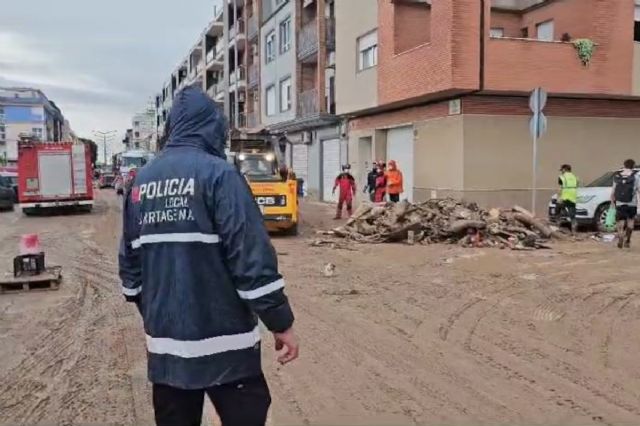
[386,160,404,202]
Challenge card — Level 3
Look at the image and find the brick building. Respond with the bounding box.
[338,0,640,212]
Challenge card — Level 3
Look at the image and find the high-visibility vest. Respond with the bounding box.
[560,172,578,203]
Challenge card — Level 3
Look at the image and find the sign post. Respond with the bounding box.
[529,87,548,215]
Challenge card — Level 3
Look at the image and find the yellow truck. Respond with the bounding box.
[230,134,299,235]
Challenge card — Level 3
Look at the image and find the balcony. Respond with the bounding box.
[215,83,225,101]
[215,38,225,61]
[206,48,224,69]
[298,88,319,117]
[229,19,246,43]
[229,66,247,91]
[326,17,335,51]
[297,18,334,62]
[214,4,223,22]
[485,37,624,96]
[248,64,259,88]
[207,82,225,102]
[297,20,318,61]
[248,15,258,40]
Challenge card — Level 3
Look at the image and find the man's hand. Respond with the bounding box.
[274,328,299,365]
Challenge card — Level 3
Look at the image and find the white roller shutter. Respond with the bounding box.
[291,144,308,183]
[39,153,72,197]
[386,126,414,202]
[322,139,341,202]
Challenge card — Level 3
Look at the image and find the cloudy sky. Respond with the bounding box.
[0,0,217,154]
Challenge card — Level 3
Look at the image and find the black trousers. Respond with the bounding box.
[153,375,271,426]
[389,193,400,203]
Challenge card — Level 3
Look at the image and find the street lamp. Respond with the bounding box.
[93,130,117,166]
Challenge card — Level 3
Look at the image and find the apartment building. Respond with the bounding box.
[131,108,157,151]
[338,0,640,212]
[0,87,67,164]
[155,1,225,144]
[247,0,338,199]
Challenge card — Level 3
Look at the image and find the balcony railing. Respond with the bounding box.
[229,66,246,85]
[297,20,318,60]
[248,64,259,88]
[215,82,224,97]
[326,17,335,50]
[297,18,334,60]
[216,38,224,53]
[248,15,258,40]
[206,49,215,64]
[298,88,319,117]
[229,19,245,41]
[214,4,223,22]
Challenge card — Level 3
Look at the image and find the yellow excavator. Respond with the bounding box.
[229,132,300,235]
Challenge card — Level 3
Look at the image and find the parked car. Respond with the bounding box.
[548,168,640,231]
[0,168,18,202]
[98,172,116,189]
[0,175,15,211]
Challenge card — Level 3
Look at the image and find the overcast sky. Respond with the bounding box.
[0,0,216,154]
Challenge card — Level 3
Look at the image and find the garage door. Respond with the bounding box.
[322,139,341,202]
[291,144,308,183]
[386,126,414,202]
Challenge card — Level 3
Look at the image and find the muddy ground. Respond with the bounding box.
[1,190,640,425]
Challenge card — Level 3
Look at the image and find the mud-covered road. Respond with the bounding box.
[1,190,640,425]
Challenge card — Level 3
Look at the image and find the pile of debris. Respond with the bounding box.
[321,199,566,250]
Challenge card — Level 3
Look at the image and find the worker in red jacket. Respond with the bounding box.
[332,164,356,219]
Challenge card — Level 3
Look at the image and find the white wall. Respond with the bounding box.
[260,0,297,125]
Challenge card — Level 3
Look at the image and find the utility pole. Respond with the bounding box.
[93,130,117,166]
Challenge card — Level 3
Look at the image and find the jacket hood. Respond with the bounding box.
[166,85,228,158]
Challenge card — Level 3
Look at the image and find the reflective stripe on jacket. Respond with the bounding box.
[118,87,294,390]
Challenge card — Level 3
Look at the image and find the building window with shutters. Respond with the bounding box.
[536,20,554,42]
[265,30,276,63]
[266,85,276,116]
[279,16,291,53]
[279,77,291,112]
[357,30,378,71]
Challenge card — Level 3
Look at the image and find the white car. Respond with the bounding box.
[548,169,640,231]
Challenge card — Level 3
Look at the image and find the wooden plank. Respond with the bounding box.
[0,266,62,294]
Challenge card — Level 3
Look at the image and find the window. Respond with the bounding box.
[134,131,140,138]
[279,77,291,112]
[357,30,378,71]
[265,31,276,63]
[635,5,640,42]
[520,27,529,38]
[536,20,554,42]
[490,28,504,38]
[266,85,276,116]
[279,17,291,53]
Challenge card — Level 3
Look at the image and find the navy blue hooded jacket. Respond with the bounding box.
[118,85,294,389]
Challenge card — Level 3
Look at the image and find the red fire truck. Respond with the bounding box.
[18,141,94,215]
